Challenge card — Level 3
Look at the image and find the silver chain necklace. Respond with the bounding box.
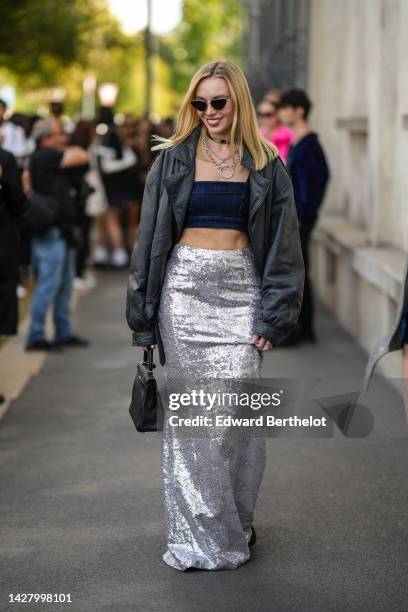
[203,132,240,179]
[205,138,235,163]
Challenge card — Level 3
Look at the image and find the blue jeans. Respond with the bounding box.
[27,227,75,344]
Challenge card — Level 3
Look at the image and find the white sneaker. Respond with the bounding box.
[93,246,109,266]
[73,277,87,290]
[83,272,97,289]
[17,285,27,298]
[111,249,128,268]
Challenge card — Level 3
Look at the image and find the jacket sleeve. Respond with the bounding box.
[125,150,165,346]
[252,158,305,345]
[0,151,28,222]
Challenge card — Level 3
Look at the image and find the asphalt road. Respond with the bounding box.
[1,271,407,612]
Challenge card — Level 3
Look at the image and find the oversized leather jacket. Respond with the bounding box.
[126,123,305,366]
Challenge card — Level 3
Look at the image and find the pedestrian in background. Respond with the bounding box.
[0,146,28,404]
[364,257,408,418]
[401,298,408,418]
[67,119,95,288]
[0,99,28,168]
[25,119,90,351]
[158,116,175,139]
[97,112,140,269]
[278,89,330,345]
[257,95,294,163]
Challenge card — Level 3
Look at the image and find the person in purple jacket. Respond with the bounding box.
[278,89,330,345]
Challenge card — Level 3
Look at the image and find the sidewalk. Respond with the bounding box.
[0,286,84,420]
[1,271,407,612]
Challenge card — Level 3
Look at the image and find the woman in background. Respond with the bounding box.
[97,113,140,268]
[68,120,94,287]
[257,93,294,163]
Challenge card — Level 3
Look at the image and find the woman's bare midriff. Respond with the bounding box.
[177,148,251,249]
[178,228,250,250]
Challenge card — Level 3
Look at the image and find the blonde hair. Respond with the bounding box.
[151,59,278,171]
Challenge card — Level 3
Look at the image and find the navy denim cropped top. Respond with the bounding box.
[183,179,250,231]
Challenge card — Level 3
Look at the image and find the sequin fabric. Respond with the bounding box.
[157,243,267,571]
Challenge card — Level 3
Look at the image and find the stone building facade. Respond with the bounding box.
[243,0,310,102]
[308,0,408,377]
[244,0,408,377]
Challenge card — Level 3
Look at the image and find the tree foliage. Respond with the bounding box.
[0,0,246,117]
[162,0,246,100]
[0,0,128,85]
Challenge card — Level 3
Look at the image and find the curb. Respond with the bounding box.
[0,284,93,421]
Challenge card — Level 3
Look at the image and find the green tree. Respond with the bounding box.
[0,0,128,86]
[161,0,246,104]
[0,0,246,118]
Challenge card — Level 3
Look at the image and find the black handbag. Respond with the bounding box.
[129,348,164,432]
[26,191,60,235]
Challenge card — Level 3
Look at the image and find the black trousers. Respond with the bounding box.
[298,217,317,336]
[0,277,18,335]
[76,213,93,279]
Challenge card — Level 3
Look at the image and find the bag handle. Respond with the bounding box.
[143,347,154,372]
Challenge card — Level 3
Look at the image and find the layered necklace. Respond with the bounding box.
[202,130,241,180]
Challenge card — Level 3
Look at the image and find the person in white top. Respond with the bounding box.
[0,99,27,165]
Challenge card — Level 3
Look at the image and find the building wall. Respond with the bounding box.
[308,0,408,377]
[243,0,310,103]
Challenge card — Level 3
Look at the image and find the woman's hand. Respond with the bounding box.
[250,335,272,351]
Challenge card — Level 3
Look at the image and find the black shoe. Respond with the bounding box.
[249,526,256,547]
[302,329,317,343]
[0,394,5,404]
[55,335,90,348]
[25,340,63,352]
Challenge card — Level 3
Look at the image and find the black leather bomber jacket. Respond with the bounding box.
[126,123,305,366]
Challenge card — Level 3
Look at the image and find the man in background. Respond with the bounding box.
[25,119,90,351]
[278,89,330,345]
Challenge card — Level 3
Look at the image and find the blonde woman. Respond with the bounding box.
[126,60,304,571]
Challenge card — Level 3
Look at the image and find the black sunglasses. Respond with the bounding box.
[257,112,276,118]
[191,97,229,112]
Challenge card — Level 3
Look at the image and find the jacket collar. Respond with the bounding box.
[163,123,270,236]
[172,123,257,171]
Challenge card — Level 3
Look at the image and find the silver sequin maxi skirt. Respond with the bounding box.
[157,243,266,571]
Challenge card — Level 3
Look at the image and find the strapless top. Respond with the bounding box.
[183,179,250,231]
